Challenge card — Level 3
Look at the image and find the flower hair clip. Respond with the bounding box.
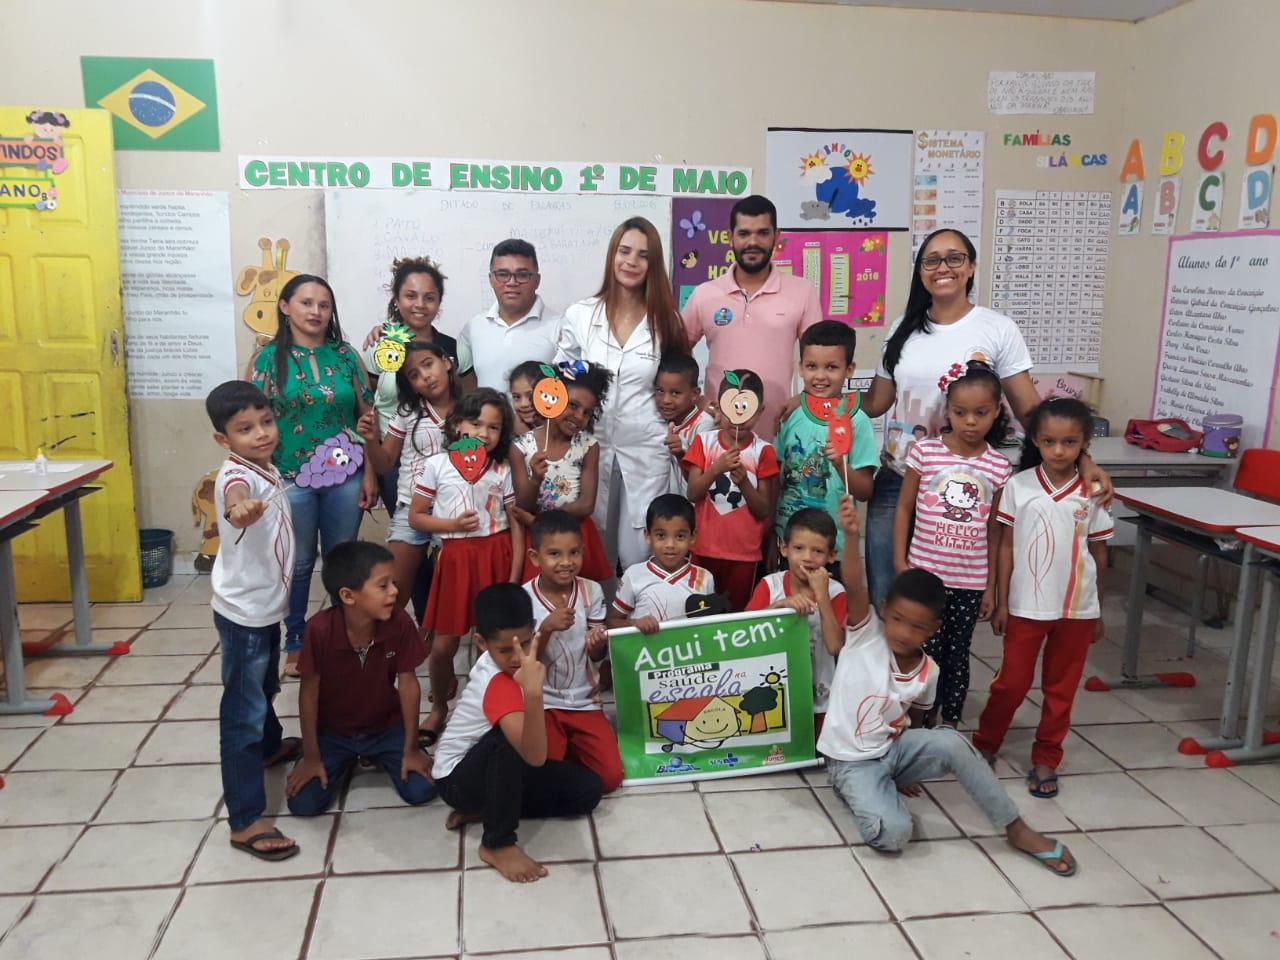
[937,362,966,393]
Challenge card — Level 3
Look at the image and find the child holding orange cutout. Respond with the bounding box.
[511,361,614,583]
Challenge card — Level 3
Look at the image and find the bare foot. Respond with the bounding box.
[445,810,482,831]
[479,843,548,882]
[230,818,295,854]
[1006,819,1075,875]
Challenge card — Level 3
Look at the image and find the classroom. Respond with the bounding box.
[2,0,1280,957]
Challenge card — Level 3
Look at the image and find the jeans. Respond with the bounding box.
[284,472,364,651]
[865,467,903,612]
[436,727,603,849]
[286,725,437,815]
[214,612,283,831]
[827,728,1019,852]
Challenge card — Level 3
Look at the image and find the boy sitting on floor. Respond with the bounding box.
[821,496,1077,876]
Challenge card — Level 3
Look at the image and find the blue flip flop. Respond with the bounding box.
[1026,838,1077,877]
[1026,768,1059,799]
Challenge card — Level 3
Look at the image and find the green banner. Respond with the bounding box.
[609,610,817,785]
[81,56,219,151]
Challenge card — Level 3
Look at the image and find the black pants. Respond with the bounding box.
[923,587,983,725]
[435,727,603,849]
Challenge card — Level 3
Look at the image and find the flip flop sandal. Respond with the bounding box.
[418,727,441,749]
[264,737,303,769]
[1023,838,1077,877]
[1026,769,1060,799]
[230,828,300,862]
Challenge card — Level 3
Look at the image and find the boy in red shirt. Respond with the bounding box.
[285,542,435,814]
[684,369,779,610]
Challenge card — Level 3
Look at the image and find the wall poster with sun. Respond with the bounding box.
[608,610,818,785]
[765,128,914,231]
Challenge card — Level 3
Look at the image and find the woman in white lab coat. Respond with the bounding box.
[557,217,688,571]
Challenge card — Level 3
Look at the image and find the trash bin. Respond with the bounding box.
[139,528,174,588]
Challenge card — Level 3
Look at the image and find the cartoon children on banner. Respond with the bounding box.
[0,108,71,211]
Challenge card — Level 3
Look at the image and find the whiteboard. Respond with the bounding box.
[324,190,673,346]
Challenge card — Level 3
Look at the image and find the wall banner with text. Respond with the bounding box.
[608,610,817,786]
[238,156,751,197]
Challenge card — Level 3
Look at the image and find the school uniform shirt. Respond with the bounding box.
[557,298,670,533]
[460,297,563,391]
[818,611,939,762]
[875,305,1032,474]
[997,466,1114,620]
[746,572,848,712]
[433,651,525,779]
[524,577,607,710]
[414,451,515,539]
[905,438,1013,591]
[612,559,717,623]
[298,606,425,738]
[667,407,717,496]
[683,266,823,441]
[774,394,879,550]
[683,431,780,562]
[385,401,446,509]
[211,454,294,628]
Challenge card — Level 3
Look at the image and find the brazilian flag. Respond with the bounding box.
[81,57,219,151]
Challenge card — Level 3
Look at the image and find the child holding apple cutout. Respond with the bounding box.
[683,369,779,611]
[510,360,614,584]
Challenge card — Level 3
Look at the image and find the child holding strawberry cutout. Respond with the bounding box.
[410,388,523,742]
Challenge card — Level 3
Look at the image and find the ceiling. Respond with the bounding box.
[767,0,1191,22]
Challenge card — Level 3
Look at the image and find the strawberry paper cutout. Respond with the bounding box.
[448,436,488,484]
[827,397,854,456]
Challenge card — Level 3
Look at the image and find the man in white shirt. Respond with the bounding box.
[459,239,563,391]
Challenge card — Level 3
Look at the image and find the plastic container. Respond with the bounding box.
[139,528,174,588]
[1201,414,1243,458]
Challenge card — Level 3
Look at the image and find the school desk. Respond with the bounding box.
[0,460,126,659]
[1184,524,1280,767]
[0,490,72,715]
[1003,437,1232,485]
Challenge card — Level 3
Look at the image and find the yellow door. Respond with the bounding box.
[0,106,141,601]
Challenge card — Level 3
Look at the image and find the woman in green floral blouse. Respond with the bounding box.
[250,274,378,672]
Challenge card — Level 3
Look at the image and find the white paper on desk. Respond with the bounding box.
[0,463,78,475]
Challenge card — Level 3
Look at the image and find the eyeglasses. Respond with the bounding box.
[920,252,970,271]
[491,269,537,285]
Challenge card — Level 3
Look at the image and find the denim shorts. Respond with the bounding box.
[387,507,432,546]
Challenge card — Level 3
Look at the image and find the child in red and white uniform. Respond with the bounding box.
[975,398,1112,800]
[893,360,1013,728]
[522,510,622,792]
[607,494,716,632]
[684,369,779,611]
[747,508,847,739]
[409,388,523,742]
[433,584,603,883]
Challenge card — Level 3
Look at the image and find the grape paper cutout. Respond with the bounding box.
[448,436,488,484]
[296,431,365,488]
[373,322,415,373]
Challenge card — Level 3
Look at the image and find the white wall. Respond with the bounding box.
[4,0,1256,553]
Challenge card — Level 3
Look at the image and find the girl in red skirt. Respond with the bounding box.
[510,360,613,584]
[409,387,522,742]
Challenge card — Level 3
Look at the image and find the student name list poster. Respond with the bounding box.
[1153,231,1280,448]
[119,190,237,399]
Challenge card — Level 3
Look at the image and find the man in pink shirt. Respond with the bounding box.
[683,195,823,440]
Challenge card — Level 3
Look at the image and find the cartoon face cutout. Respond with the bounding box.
[447,437,487,483]
[686,698,740,741]
[826,397,856,456]
[717,370,763,426]
[329,448,351,468]
[373,322,414,373]
[532,363,568,419]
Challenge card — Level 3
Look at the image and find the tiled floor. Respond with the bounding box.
[3,567,1280,959]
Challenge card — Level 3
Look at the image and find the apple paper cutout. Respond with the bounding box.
[533,363,569,420]
[373,322,415,373]
[448,436,488,484]
[717,369,763,426]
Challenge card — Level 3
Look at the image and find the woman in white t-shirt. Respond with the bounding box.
[860,229,1111,609]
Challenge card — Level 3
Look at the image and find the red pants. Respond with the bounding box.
[973,615,1095,770]
[692,554,758,612]
[545,708,624,793]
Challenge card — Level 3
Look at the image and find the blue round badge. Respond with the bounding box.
[713,307,734,327]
